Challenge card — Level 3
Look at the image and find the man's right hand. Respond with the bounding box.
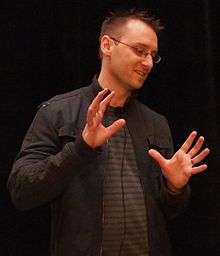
[82,89,126,148]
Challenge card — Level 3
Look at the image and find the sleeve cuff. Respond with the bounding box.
[68,134,103,159]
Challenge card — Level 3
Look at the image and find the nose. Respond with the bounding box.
[141,54,153,68]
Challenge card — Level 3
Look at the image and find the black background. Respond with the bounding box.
[1,1,220,255]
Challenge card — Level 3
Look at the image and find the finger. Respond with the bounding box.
[87,106,101,127]
[99,91,115,114]
[191,148,210,165]
[191,164,208,175]
[89,88,110,114]
[87,89,109,126]
[148,149,166,168]
[94,91,115,127]
[180,131,197,153]
[87,106,94,127]
[188,136,205,158]
[106,119,126,138]
[87,108,104,128]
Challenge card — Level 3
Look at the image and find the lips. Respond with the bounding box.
[135,70,148,78]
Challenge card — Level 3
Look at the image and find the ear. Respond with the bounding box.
[100,35,114,57]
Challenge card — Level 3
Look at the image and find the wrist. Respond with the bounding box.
[166,181,183,194]
[82,129,95,149]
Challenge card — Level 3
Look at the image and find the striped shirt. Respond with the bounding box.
[102,107,149,256]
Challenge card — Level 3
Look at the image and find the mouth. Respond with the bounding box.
[135,70,148,79]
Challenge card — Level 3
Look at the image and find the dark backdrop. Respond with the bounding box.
[1,1,219,255]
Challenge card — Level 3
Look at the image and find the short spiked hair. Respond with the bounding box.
[99,9,164,58]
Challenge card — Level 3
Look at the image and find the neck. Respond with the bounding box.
[98,68,131,107]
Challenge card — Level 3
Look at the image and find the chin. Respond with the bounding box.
[124,77,145,91]
[131,80,145,90]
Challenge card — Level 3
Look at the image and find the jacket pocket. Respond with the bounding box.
[147,135,171,158]
[58,124,78,149]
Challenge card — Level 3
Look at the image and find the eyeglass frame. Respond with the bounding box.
[109,36,161,64]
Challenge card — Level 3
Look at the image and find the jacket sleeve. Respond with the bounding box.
[156,117,191,220]
[159,176,190,220]
[7,104,101,210]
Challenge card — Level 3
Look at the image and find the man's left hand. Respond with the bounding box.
[148,131,210,192]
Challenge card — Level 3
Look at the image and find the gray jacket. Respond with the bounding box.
[8,78,190,256]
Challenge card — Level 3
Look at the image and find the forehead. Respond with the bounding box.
[120,19,158,49]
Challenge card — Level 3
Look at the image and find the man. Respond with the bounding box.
[8,9,209,256]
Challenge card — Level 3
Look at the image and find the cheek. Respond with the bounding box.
[111,51,138,76]
[113,49,131,64]
[112,55,130,73]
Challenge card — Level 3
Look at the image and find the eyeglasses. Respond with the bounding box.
[110,37,161,64]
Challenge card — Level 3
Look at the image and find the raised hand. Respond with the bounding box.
[148,131,210,191]
[82,89,126,148]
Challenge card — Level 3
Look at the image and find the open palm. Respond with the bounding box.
[148,131,210,190]
[82,89,125,148]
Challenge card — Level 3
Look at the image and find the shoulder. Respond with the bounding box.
[37,81,97,111]
[38,87,83,109]
[34,83,94,130]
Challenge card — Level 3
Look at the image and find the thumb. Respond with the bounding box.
[148,149,166,168]
[107,119,126,137]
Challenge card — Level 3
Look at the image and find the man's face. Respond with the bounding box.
[107,19,158,91]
